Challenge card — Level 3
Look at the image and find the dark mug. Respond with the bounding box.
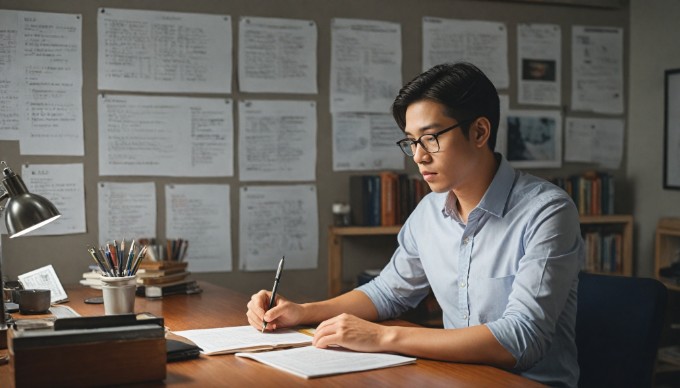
[18,289,51,314]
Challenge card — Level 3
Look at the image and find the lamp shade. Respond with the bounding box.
[4,193,61,238]
[1,163,61,238]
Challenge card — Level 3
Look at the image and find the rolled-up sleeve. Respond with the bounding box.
[486,195,582,370]
[357,221,432,321]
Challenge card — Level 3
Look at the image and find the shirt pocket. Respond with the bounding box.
[470,274,515,324]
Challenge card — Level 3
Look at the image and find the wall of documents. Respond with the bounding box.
[0,0,628,300]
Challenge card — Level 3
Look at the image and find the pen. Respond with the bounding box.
[262,256,285,333]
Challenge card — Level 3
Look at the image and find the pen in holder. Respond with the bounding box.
[138,237,189,262]
[85,239,149,314]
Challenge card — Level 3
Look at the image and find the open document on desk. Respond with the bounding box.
[171,325,313,355]
[236,346,417,379]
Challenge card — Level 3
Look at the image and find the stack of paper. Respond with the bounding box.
[236,346,417,378]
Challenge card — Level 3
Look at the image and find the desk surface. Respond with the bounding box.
[1,282,543,387]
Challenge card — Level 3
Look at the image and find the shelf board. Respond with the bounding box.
[579,214,633,224]
[329,225,402,236]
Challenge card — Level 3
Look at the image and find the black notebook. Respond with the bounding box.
[167,338,201,362]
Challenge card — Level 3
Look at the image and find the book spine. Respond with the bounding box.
[349,175,366,226]
[366,175,381,226]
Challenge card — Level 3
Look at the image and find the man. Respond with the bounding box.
[246,62,583,387]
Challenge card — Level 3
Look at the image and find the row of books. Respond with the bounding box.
[349,172,430,226]
[549,171,615,215]
[583,231,623,274]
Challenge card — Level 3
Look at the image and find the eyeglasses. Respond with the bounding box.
[396,120,471,157]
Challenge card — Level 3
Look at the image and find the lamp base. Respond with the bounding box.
[0,325,7,349]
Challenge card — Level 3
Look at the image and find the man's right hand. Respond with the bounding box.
[246,289,304,331]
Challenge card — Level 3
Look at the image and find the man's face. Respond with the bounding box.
[404,100,483,194]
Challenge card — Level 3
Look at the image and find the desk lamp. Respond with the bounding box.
[0,161,60,355]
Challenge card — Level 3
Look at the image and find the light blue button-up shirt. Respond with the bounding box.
[358,155,583,387]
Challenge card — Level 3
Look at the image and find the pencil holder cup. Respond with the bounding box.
[100,275,137,315]
[18,289,51,314]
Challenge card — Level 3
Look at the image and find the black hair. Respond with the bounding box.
[391,62,500,151]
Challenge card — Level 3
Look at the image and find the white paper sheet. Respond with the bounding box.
[506,110,562,168]
[98,8,231,93]
[423,17,509,89]
[518,24,561,106]
[17,265,68,303]
[21,164,86,236]
[98,94,233,177]
[238,17,317,94]
[165,184,232,272]
[0,10,83,155]
[332,112,404,171]
[238,100,316,181]
[571,26,624,114]
[564,117,624,169]
[236,346,416,379]
[0,11,23,140]
[330,18,402,113]
[239,185,318,271]
[98,182,156,245]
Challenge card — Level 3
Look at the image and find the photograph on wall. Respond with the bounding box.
[506,110,562,168]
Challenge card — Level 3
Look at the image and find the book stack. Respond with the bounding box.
[549,171,615,215]
[135,261,202,298]
[79,265,103,289]
[349,172,429,226]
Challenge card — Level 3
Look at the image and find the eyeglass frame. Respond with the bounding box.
[395,118,473,157]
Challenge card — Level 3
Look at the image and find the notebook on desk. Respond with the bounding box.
[171,325,313,355]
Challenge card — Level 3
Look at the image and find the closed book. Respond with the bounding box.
[138,279,202,298]
[380,171,398,226]
[367,175,381,226]
[137,266,188,277]
[138,260,188,271]
[349,175,367,226]
[137,271,190,285]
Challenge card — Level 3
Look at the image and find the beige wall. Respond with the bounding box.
[0,0,628,300]
[628,0,680,277]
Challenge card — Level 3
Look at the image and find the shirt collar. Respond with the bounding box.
[443,153,516,219]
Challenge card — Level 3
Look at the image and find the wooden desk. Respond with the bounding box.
[0,282,543,387]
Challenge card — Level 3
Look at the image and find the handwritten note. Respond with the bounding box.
[332,112,404,171]
[423,17,509,89]
[166,184,232,272]
[238,17,317,93]
[238,100,316,181]
[98,8,231,93]
[98,182,156,245]
[21,163,86,236]
[330,18,402,113]
[98,95,233,177]
[239,185,318,271]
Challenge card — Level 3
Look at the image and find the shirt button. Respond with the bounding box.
[462,314,468,320]
[463,237,470,245]
[460,281,466,288]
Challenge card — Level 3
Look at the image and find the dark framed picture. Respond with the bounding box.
[664,69,680,189]
[506,110,562,168]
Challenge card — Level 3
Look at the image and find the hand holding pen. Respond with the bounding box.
[262,256,285,332]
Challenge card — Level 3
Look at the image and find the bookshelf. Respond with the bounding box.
[653,218,680,382]
[655,218,680,292]
[327,214,633,297]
